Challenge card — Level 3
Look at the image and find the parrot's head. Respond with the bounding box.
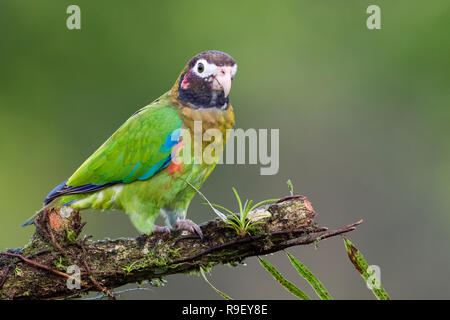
[173,50,237,109]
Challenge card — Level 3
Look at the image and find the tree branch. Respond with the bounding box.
[0,196,362,300]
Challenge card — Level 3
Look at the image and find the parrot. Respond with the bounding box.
[23,50,237,237]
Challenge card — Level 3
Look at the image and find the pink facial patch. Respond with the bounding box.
[181,72,190,89]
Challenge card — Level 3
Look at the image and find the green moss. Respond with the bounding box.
[54,256,67,270]
[146,247,171,267]
[14,266,23,277]
[150,256,167,267]
[122,259,151,274]
[21,236,51,256]
[122,261,140,274]
[167,247,181,258]
[136,280,145,286]
[150,277,166,287]
[66,230,77,243]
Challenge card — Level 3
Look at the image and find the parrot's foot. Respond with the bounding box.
[153,225,171,234]
[173,218,203,239]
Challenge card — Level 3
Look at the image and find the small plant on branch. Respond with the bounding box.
[183,178,278,237]
[209,188,278,237]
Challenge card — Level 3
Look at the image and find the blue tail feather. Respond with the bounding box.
[44,181,121,205]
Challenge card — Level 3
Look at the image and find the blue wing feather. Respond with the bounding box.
[23,104,181,227]
[43,153,173,206]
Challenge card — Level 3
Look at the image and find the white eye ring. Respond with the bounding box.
[194,59,215,78]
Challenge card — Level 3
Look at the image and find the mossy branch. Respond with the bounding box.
[0,197,362,300]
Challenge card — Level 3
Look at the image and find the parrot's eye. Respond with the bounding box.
[197,63,204,73]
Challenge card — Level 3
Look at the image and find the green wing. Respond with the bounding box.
[67,97,182,188]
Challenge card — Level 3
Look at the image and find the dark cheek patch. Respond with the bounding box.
[178,71,229,109]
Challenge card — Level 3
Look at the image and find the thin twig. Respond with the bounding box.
[0,266,11,290]
[0,252,86,286]
[280,219,363,247]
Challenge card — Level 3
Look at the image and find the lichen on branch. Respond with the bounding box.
[0,196,361,300]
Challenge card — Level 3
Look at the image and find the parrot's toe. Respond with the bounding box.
[153,225,171,234]
[174,218,203,239]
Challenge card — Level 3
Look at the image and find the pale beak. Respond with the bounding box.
[214,68,233,98]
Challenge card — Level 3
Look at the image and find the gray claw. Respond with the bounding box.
[174,218,203,239]
[153,225,171,234]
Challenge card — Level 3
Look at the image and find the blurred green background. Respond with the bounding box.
[1,0,449,299]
